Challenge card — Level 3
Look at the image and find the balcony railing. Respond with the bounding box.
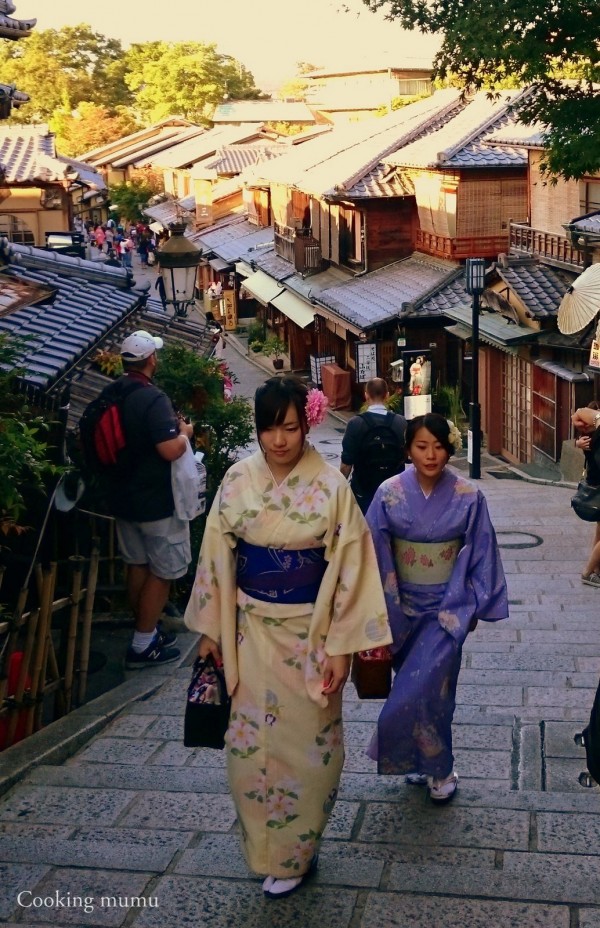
[274,222,295,264]
[509,222,585,270]
[275,223,323,276]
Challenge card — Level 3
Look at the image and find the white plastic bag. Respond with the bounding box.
[171,437,203,521]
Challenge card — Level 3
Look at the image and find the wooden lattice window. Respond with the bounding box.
[0,214,34,245]
[501,354,532,463]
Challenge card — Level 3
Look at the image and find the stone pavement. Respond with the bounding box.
[2,322,600,928]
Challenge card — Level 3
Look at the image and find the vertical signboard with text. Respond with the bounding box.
[355,342,378,382]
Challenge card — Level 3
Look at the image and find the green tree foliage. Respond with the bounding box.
[0,24,132,122]
[362,0,600,180]
[123,41,263,123]
[50,103,139,158]
[0,336,59,534]
[153,342,253,493]
[277,61,321,102]
[108,176,163,223]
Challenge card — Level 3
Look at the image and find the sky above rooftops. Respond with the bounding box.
[21,0,440,91]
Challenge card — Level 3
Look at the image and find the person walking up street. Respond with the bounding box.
[572,404,600,587]
[99,330,194,667]
[340,377,407,514]
[365,413,508,802]
[185,376,391,900]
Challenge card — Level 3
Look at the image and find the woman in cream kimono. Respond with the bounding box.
[185,376,390,899]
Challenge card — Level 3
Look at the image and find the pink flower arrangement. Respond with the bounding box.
[305,388,329,427]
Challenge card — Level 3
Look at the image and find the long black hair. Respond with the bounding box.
[255,376,309,439]
[406,413,454,457]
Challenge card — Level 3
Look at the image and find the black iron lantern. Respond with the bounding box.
[156,222,202,318]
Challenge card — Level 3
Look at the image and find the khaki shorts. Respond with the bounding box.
[116,514,191,580]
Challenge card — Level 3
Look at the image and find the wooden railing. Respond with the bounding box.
[294,231,322,275]
[416,229,509,259]
[274,222,295,264]
[509,222,585,270]
[274,223,323,275]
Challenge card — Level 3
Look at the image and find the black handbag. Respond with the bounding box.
[571,478,600,522]
[183,655,231,749]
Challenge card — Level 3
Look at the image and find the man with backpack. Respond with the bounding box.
[340,377,407,515]
[80,330,194,668]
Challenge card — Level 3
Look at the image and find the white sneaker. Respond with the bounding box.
[429,771,459,803]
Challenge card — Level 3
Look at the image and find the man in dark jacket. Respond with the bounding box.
[340,377,406,515]
[110,330,194,667]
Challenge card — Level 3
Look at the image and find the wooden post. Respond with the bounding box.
[4,606,39,748]
[78,540,100,706]
[26,563,57,736]
[64,556,85,713]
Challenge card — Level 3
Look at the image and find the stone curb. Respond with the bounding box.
[0,637,197,798]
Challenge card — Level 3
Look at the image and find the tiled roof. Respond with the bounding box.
[0,244,215,403]
[342,162,412,198]
[0,9,35,38]
[247,90,463,197]
[315,253,462,329]
[79,117,196,163]
[569,211,600,236]
[487,122,547,148]
[205,144,286,175]
[492,257,574,319]
[244,247,295,282]
[212,101,315,124]
[144,198,194,228]
[114,127,206,169]
[191,218,274,263]
[384,90,530,169]
[305,56,434,79]
[149,125,264,170]
[0,256,143,390]
[0,125,67,183]
[56,154,106,191]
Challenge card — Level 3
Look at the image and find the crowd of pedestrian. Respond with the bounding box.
[78,217,162,269]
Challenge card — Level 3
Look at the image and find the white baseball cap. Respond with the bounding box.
[120,330,164,360]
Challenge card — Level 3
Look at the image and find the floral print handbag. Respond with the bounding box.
[183,656,231,749]
[351,647,392,700]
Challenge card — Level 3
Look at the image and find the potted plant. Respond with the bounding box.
[262,335,287,370]
[246,320,265,353]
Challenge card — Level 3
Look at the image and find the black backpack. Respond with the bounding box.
[78,379,146,477]
[352,412,405,495]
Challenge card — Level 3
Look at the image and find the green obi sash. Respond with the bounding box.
[393,538,462,585]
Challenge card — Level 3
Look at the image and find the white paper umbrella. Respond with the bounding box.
[557,263,600,334]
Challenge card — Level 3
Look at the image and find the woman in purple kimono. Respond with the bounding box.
[366,413,508,803]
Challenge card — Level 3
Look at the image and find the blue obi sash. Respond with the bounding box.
[236,539,327,604]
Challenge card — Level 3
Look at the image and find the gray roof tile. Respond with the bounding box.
[0,256,142,390]
[569,211,600,235]
[316,253,462,329]
[493,259,574,318]
[193,219,274,262]
[385,90,530,170]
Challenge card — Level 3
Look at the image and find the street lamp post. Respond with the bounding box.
[156,222,202,318]
[465,257,486,480]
